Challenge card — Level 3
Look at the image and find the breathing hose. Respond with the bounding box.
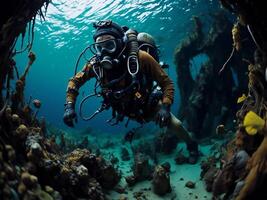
[126,29,139,77]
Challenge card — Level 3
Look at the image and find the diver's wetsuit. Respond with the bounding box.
[66,50,192,143]
[67,51,173,106]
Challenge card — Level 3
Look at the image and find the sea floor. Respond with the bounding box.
[86,131,214,200]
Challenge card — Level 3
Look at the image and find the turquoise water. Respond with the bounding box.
[15,0,220,134]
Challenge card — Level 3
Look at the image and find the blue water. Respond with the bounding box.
[15,0,220,134]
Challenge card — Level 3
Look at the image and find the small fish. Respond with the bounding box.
[243,111,265,135]
[237,94,247,104]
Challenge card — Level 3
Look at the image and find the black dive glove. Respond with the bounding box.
[63,102,77,127]
[155,103,171,128]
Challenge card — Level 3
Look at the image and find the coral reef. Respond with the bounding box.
[0,1,121,199]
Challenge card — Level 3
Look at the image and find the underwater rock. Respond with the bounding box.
[5,145,16,162]
[26,135,44,163]
[15,124,29,139]
[86,178,105,200]
[175,149,188,164]
[120,147,130,161]
[114,184,126,194]
[133,191,147,199]
[231,180,245,199]
[98,162,120,189]
[21,172,38,189]
[132,139,157,163]
[185,181,196,189]
[119,195,128,200]
[133,153,153,182]
[203,166,218,192]
[211,150,250,198]
[125,175,136,187]
[11,114,20,126]
[152,165,171,196]
[200,156,217,179]
[125,153,153,186]
[75,165,89,180]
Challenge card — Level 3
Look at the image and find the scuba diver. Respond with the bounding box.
[63,20,199,164]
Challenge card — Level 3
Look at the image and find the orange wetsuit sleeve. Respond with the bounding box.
[66,63,95,104]
[139,50,174,105]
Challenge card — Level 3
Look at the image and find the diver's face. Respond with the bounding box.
[95,35,118,70]
[95,35,117,56]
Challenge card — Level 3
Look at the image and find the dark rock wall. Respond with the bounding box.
[0,0,49,105]
[174,11,255,138]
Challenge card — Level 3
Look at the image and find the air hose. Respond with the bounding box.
[126,29,139,77]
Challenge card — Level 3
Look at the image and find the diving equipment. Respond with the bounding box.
[137,32,159,62]
[93,20,125,41]
[126,29,139,77]
[63,102,77,127]
[155,103,171,128]
[93,39,117,55]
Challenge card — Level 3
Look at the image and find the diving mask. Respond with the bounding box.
[91,39,117,56]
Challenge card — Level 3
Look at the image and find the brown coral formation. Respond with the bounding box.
[125,153,153,186]
[152,165,171,196]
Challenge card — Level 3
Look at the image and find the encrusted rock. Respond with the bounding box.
[98,163,120,189]
[133,153,153,182]
[125,175,136,186]
[21,172,38,188]
[185,181,196,188]
[15,124,29,139]
[152,165,171,196]
[86,178,105,200]
[11,114,20,125]
[5,145,16,162]
[203,166,218,192]
[5,106,12,119]
[76,165,88,179]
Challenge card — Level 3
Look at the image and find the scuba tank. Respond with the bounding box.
[137,32,159,62]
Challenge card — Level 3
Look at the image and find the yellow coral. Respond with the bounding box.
[237,94,247,104]
[243,111,265,135]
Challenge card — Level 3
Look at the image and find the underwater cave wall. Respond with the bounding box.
[174,11,255,138]
[0,0,49,106]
